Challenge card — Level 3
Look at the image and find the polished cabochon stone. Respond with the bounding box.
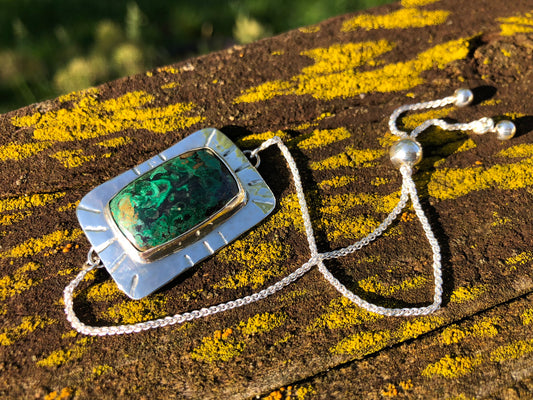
[109,149,240,251]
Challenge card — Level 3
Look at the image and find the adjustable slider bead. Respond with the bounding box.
[454,88,474,107]
[495,120,516,140]
[472,117,494,135]
[390,138,423,168]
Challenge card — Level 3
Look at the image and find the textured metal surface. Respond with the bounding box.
[77,128,275,299]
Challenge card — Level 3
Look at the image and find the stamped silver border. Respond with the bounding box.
[77,128,276,299]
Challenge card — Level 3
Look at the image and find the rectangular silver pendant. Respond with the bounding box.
[77,128,276,299]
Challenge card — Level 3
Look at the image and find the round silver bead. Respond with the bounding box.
[454,88,474,107]
[390,138,423,168]
[495,120,516,140]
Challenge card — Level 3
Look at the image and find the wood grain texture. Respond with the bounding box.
[0,0,532,399]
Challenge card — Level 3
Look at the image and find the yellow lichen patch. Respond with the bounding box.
[400,211,415,222]
[491,212,511,227]
[296,128,351,150]
[235,40,393,103]
[180,288,203,301]
[358,275,427,296]
[0,192,66,213]
[51,149,96,168]
[237,38,469,103]
[104,294,168,324]
[264,389,283,400]
[498,143,533,158]
[214,240,290,290]
[299,25,321,33]
[501,48,512,57]
[11,90,204,143]
[293,112,332,131]
[341,8,450,31]
[330,330,391,355]
[58,87,98,103]
[399,380,413,390]
[239,311,287,336]
[160,82,178,89]
[57,268,75,276]
[381,383,398,398]
[43,387,74,400]
[503,112,525,120]
[422,354,482,378]
[96,136,132,148]
[274,333,292,346]
[428,156,533,200]
[271,50,284,56]
[0,211,31,226]
[401,0,440,6]
[278,288,308,303]
[379,132,400,148]
[92,364,113,376]
[397,316,443,341]
[61,330,78,339]
[450,285,486,303]
[85,280,121,302]
[300,40,393,76]
[294,385,316,399]
[294,122,314,130]
[191,330,245,362]
[448,138,476,154]
[499,12,533,36]
[264,386,313,400]
[447,395,476,400]
[318,175,357,189]
[311,147,384,170]
[371,177,390,186]
[212,186,317,291]
[0,229,83,258]
[57,201,80,212]
[307,296,383,331]
[520,309,533,325]
[321,214,380,242]
[505,251,532,270]
[263,193,305,232]
[156,66,180,74]
[37,337,93,367]
[0,261,41,300]
[0,315,56,346]
[490,338,533,362]
[480,98,501,106]
[236,80,293,103]
[321,191,400,215]
[0,141,53,162]
[439,317,499,345]
[236,130,289,148]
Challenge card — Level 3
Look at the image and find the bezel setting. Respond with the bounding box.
[77,128,276,299]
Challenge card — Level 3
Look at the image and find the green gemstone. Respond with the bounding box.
[109,149,240,252]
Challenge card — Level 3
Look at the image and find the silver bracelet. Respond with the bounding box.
[64,88,516,336]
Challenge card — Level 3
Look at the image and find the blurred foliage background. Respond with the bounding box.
[0,0,394,112]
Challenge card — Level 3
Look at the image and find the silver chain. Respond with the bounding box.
[65,88,509,335]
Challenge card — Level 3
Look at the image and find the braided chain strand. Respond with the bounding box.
[64,136,321,336]
[388,95,457,137]
[65,88,493,335]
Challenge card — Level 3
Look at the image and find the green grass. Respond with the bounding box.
[0,0,394,112]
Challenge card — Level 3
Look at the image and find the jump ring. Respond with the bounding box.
[86,247,102,267]
[243,150,261,168]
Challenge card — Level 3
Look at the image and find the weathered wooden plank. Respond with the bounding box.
[0,0,532,399]
[266,293,533,399]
